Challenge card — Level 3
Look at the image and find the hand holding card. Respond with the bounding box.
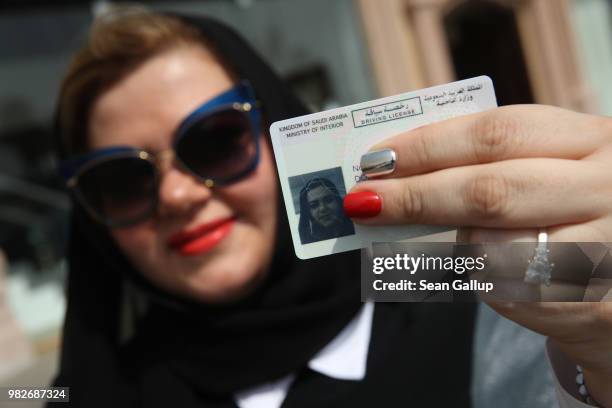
[342,84,612,407]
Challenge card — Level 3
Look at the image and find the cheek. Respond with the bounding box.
[110,222,157,264]
[224,138,278,224]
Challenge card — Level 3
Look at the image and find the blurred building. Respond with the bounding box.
[0,0,611,389]
[357,0,612,113]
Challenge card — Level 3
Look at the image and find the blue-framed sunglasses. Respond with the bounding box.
[61,81,262,228]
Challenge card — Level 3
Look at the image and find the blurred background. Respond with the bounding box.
[1,0,611,402]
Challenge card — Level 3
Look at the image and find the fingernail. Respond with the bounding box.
[343,191,382,218]
[360,148,396,177]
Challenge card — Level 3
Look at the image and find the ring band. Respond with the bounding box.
[524,228,554,286]
[360,148,396,177]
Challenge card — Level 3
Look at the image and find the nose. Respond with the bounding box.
[157,164,212,219]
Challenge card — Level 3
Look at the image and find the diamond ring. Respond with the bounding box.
[524,228,554,286]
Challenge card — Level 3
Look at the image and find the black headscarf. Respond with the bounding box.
[50,13,361,407]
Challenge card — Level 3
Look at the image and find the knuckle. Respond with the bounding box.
[395,182,424,221]
[471,114,521,162]
[411,129,434,170]
[578,303,612,335]
[593,304,612,328]
[465,173,512,219]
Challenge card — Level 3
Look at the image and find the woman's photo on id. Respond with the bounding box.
[289,167,355,244]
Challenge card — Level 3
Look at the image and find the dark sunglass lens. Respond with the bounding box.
[176,109,256,181]
[77,156,156,224]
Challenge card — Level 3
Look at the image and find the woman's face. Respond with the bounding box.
[88,45,278,303]
[307,186,340,228]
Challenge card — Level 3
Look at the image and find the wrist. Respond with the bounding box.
[583,368,612,407]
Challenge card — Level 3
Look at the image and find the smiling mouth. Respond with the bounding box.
[167,217,236,256]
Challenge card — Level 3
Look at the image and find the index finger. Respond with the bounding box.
[363,105,607,178]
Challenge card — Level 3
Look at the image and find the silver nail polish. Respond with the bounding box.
[360,148,396,176]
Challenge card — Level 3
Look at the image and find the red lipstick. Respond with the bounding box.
[168,217,235,256]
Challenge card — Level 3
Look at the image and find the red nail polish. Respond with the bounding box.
[343,191,382,218]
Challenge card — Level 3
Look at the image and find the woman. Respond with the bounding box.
[51,8,612,408]
[298,177,355,244]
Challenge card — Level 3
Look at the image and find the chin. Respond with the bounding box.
[179,255,268,303]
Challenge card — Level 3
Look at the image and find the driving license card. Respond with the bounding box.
[270,76,498,259]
